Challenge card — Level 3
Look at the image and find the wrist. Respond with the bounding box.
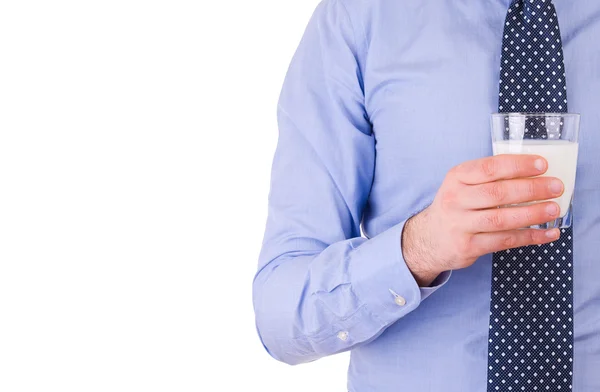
[401,210,443,287]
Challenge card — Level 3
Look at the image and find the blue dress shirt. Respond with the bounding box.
[253,0,600,390]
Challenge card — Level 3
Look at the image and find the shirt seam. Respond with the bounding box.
[336,0,367,97]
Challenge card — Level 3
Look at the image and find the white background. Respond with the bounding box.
[0,0,349,391]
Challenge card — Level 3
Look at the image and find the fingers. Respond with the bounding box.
[469,201,561,233]
[470,227,561,255]
[462,177,564,209]
[452,155,547,185]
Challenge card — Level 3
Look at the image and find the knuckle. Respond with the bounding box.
[455,235,473,256]
[528,229,539,244]
[484,211,505,230]
[440,189,458,210]
[484,182,507,203]
[525,180,537,199]
[480,159,497,178]
[525,179,546,200]
[449,162,466,177]
[512,156,524,175]
[502,234,517,249]
[523,206,535,224]
[449,163,467,183]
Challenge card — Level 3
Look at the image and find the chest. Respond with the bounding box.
[363,1,600,198]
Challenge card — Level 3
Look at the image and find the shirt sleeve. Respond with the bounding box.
[252,0,451,365]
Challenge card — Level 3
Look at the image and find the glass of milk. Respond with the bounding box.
[491,113,580,229]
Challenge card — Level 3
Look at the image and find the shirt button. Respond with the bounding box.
[395,296,407,306]
[337,331,349,341]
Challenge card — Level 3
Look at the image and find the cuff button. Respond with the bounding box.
[394,296,407,306]
[337,331,349,341]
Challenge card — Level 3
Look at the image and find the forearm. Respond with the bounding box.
[253,221,450,365]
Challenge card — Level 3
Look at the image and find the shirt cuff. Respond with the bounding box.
[420,270,452,301]
[348,219,450,327]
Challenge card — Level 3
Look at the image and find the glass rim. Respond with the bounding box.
[491,112,580,118]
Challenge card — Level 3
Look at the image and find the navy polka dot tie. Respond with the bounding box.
[488,1,574,391]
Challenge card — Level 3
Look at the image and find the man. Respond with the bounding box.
[253,0,600,390]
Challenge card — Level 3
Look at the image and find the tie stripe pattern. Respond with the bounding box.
[488,1,574,391]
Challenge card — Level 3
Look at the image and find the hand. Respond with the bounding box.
[401,154,564,287]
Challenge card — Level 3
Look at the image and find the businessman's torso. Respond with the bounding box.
[349,1,600,390]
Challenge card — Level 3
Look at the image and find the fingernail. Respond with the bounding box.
[546,203,559,217]
[550,180,564,195]
[534,159,546,172]
[545,229,559,239]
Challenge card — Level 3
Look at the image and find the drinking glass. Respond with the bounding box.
[491,113,580,229]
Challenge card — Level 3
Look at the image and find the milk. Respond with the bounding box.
[492,140,579,217]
